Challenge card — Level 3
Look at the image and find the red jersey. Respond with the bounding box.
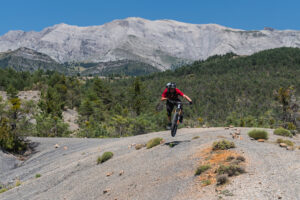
[162,88,184,100]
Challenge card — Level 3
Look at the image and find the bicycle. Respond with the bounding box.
[167,100,191,137]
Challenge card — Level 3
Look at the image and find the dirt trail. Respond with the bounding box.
[0,128,299,200]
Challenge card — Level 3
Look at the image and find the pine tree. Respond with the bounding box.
[130,78,147,116]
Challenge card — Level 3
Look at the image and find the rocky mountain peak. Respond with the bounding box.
[1,18,300,70]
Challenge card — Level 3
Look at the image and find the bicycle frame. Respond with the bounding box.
[174,103,182,125]
[167,100,190,137]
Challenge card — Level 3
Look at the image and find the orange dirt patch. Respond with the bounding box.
[195,147,245,186]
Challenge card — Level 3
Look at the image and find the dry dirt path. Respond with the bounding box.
[0,128,299,200]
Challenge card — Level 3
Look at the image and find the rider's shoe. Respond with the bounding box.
[166,123,172,130]
[179,115,183,123]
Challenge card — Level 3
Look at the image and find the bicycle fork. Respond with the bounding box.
[174,107,182,125]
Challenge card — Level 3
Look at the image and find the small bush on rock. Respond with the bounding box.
[15,180,21,187]
[226,156,235,161]
[202,179,211,186]
[248,129,268,140]
[276,138,294,146]
[97,152,114,164]
[212,140,235,150]
[195,165,211,176]
[217,175,228,185]
[236,156,246,162]
[274,127,292,137]
[217,165,245,176]
[146,137,163,149]
[0,188,8,193]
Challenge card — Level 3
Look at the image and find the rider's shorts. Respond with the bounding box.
[166,99,181,116]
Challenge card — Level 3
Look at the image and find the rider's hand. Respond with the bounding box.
[189,101,193,105]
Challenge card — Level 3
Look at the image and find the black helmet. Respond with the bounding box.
[166,82,176,89]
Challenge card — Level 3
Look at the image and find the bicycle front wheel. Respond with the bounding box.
[171,112,179,137]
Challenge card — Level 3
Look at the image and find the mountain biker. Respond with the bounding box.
[161,82,192,129]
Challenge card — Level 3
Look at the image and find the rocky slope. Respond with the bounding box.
[2,17,300,70]
[0,128,299,200]
[80,59,160,76]
[0,47,65,72]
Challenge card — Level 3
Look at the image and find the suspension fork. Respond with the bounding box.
[177,110,182,124]
[174,107,182,125]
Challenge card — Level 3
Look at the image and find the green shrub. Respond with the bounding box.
[195,165,211,176]
[248,129,268,140]
[34,114,70,137]
[0,117,27,153]
[169,142,175,148]
[220,189,234,196]
[192,136,200,140]
[287,122,297,131]
[202,179,211,186]
[0,188,8,193]
[15,180,21,187]
[217,165,245,176]
[212,140,235,150]
[217,175,228,185]
[35,174,41,178]
[276,138,294,146]
[97,152,114,164]
[236,156,246,162]
[146,137,163,149]
[274,127,292,137]
[226,156,235,161]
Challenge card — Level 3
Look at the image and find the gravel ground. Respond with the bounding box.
[0,127,299,200]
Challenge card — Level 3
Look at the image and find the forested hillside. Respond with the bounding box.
[136,47,300,126]
[0,47,299,152]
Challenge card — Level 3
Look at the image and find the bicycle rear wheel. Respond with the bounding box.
[171,112,179,137]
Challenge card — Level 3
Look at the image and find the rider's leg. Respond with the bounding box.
[166,101,174,129]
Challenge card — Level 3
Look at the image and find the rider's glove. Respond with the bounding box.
[189,101,193,105]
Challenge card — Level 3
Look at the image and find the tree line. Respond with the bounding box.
[0,47,299,153]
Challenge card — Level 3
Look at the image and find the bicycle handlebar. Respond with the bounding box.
[167,99,192,105]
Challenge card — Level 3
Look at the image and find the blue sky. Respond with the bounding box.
[1,0,300,35]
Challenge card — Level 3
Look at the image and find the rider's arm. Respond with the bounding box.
[176,88,192,103]
[161,97,168,101]
[183,94,192,103]
[161,88,168,101]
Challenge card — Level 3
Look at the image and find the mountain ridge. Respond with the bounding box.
[0,47,65,72]
[2,17,300,70]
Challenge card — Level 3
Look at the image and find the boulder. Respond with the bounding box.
[103,188,111,194]
[106,172,113,177]
[279,143,287,148]
[286,146,294,151]
[135,144,145,150]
